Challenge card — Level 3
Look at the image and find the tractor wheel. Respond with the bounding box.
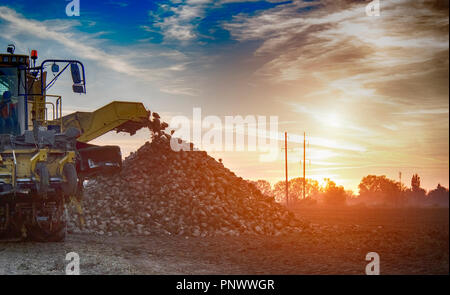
[27,201,66,242]
[28,223,66,242]
[47,221,67,242]
[62,163,78,197]
[35,163,49,197]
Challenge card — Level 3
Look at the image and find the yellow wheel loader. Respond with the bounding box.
[0,44,163,241]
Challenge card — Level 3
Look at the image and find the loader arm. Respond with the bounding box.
[59,101,151,143]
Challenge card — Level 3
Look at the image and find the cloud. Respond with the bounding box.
[0,7,142,78]
[222,0,449,135]
[393,108,449,115]
[223,0,449,90]
[147,1,210,42]
[0,7,145,78]
[218,0,449,189]
[218,0,286,3]
[0,5,199,96]
[287,102,375,135]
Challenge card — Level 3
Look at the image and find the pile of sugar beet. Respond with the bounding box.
[67,137,308,237]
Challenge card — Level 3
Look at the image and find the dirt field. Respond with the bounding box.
[0,207,448,274]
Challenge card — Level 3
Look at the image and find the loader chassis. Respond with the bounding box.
[0,51,73,241]
[0,135,77,241]
[0,47,159,241]
[0,50,89,241]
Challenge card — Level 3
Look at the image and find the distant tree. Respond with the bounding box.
[427,184,449,207]
[322,179,346,206]
[272,178,320,204]
[358,175,402,206]
[288,177,320,201]
[273,181,288,203]
[407,174,426,206]
[411,174,421,192]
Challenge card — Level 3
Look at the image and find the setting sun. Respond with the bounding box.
[325,113,341,128]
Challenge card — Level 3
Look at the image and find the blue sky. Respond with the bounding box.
[2,0,291,45]
[0,0,448,191]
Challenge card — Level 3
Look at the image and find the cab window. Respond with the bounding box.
[0,67,21,135]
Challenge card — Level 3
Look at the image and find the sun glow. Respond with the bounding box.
[325,113,341,128]
[310,174,338,188]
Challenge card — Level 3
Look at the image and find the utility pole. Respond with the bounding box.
[303,132,306,200]
[398,171,402,208]
[285,132,289,207]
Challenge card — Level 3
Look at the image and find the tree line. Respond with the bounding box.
[251,174,449,207]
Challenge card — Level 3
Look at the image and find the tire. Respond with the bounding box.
[62,163,78,196]
[27,202,66,242]
[47,222,67,242]
[28,223,67,242]
[28,222,66,242]
[35,163,49,197]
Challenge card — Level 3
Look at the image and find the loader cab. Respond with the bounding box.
[0,46,86,137]
[0,54,28,135]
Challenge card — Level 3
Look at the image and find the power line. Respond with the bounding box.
[303,132,306,200]
[284,132,289,207]
[283,131,309,204]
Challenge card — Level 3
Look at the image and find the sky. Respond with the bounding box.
[0,0,448,192]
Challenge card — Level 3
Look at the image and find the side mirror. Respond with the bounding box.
[52,63,59,73]
[70,63,82,84]
[72,84,85,94]
[70,63,85,93]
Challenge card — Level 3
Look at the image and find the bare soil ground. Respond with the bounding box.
[0,207,448,274]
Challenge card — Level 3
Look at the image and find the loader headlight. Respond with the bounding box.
[88,159,98,168]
